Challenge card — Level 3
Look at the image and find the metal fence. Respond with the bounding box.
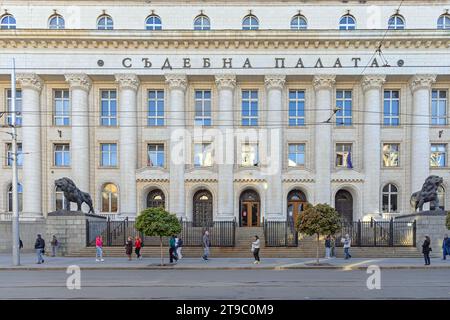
[334,219,416,247]
[86,218,236,247]
[264,219,298,247]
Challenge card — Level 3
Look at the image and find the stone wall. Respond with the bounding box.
[396,211,449,258]
[0,221,46,253]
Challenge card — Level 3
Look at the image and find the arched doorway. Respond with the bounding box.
[239,189,260,227]
[193,190,213,227]
[147,189,165,208]
[287,189,307,224]
[335,190,353,224]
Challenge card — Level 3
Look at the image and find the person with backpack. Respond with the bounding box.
[50,235,59,257]
[169,235,178,263]
[34,234,45,264]
[135,236,142,259]
[176,236,183,260]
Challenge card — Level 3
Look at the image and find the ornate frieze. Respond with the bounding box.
[65,73,92,92]
[114,73,140,91]
[215,74,236,90]
[165,74,188,91]
[15,73,43,92]
[312,75,336,91]
[264,75,286,90]
[409,74,437,93]
[361,75,386,92]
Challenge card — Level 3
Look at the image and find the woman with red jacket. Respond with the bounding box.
[135,236,142,259]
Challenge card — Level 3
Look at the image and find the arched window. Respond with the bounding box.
[101,183,118,212]
[194,15,210,30]
[55,186,67,211]
[431,185,445,210]
[193,190,213,227]
[290,15,307,30]
[49,15,65,29]
[8,183,23,212]
[437,14,450,29]
[97,15,113,30]
[242,15,259,30]
[1,14,16,29]
[382,184,398,213]
[145,15,162,30]
[147,189,165,208]
[339,14,356,30]
[388,14,405,30]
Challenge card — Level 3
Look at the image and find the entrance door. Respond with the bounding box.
[241,202,260,227]
[193,190,213,227]
[335,190,353,224]
[287,190,307,223]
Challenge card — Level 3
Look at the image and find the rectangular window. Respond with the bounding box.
[100,143,117,167]
[242,90,258,126]
[241,143,259,166]
[100,90,117,126]
[6,143,23,166]
[6,89,22,126]
[336,143,353,168]
[147,90,164,126]
[383,90,400,126]
[54,90,70,126]
[147,144,165,167]
[430,144,446,167]
[383,143,399,167]
[336,90,352,126]
[54,144,71,167]
[288,143,305,167]
[194,143,213,167]
[431,90,447,125]
[194,90,212,126]
[288,90,305,126]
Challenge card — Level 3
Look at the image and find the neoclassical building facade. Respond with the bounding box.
[0,0,450,225]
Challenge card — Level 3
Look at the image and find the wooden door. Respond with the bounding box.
[241,201,260,227]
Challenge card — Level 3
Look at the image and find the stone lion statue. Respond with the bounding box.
[55,177,95,214]
[410,175,444,212]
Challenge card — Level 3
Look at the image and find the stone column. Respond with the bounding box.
[361,75,385,216]
[65,74,92,193]
[409,75,436,197]
[215,75,236,220]
[313,75,336,205]
[165,74,187,218]
[264,75,286,220]
[16,73,43,218]
[115,74,140,217]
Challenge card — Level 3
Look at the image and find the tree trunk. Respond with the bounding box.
[160,236,164,266]
[316,233,320,265]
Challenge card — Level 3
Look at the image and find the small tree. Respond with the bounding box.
[135,207,182,266]
[446,211,450,230]
[296,203,341,265]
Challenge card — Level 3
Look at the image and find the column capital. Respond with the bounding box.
[114,73,140,91]
[409,74,436,93]
[264,75,286,90]
[361,75,386,92]
[313,75,336,91]
[215,74,236,90]
[16,73,43,92]
[65,74,92,92]
[165,74,188,91]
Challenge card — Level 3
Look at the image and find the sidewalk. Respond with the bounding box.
[1,254,450,270]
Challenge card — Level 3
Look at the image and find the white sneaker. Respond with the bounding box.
[253,261,257,264]
[101,259,104,262]
[96,259,100,262]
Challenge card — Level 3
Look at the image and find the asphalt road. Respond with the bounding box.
[0,269,449,299]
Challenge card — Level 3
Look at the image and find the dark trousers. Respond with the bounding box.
[253,248,260,261]
[135,247,141,258]
[424,252,431,265]
[169,248,178,263]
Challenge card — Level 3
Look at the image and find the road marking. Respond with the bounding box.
[275,259,318,269]
[342,259,381,271]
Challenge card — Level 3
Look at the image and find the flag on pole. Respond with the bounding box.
[346,149,353,169]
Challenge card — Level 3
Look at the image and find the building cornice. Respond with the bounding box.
[0,30,449,50]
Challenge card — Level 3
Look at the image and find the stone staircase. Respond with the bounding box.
[70,227,422,258]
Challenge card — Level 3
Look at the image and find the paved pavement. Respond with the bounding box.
[1,254,450,270]
[0,269,449,299]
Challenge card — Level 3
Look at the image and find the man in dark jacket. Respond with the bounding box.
[169,235,178,264]
[34,234,45,264]
[443,234,450,260]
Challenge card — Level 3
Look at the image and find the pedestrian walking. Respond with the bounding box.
[422,235,432,265]
[19,238,23,250]
[251,235,261,264]
[125,236,133,261]
[442,234,450,260]
[341,234,352,259]
[325,235,331,259]
[50,235,59,257]
[330,236,336,257]
[135,236,142,259]
[176,236,183,260]
[202,230,210,261]
[95,235,104,262]
[34,234,45,264]
[169,235,178,263]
